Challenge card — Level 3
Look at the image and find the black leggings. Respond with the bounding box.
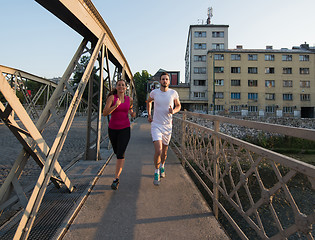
[108,127,130,159]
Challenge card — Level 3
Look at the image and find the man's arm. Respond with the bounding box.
[169,98,181,114]
[146,96,154,122]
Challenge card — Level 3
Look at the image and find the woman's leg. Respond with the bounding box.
[114,127,131,179]
[115,158,125,179]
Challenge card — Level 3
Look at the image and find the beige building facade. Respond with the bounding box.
[207,44,315,117]
[185,24,229,113]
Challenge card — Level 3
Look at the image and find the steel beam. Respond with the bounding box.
[13,33,105,240]
[0,38,87,216]
[0,65,58,88]
[35,0,133,82]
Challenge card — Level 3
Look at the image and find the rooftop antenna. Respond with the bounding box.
[207,7,213,24]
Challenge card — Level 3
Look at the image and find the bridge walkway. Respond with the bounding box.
[62,117,229,239]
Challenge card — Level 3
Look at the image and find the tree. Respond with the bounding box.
[133,70,151,110]
[73,55,99,105]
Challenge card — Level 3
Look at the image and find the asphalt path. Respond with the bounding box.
[63,117,229,240]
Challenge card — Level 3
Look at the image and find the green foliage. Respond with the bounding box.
[244,133,315,154]
[25,80,46,105]
[73,55,99,104]
[133,70,151,110]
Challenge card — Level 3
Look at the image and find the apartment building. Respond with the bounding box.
[207,44,315,118]
[185,24,229,113]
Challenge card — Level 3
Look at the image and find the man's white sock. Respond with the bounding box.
[155,169,159,174]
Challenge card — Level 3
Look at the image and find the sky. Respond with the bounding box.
[1,0,315,82]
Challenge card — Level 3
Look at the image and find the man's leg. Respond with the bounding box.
[153,140,163,169]
[160,144,168,178]
[153,140,163,185]
[161,144,168,165]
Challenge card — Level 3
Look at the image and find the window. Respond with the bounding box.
[231,67,241,73]
[215,79,224,86]
[194,67,206,74]
[265,54,275,61]
[194,43,206,49]
[300,94,310,101]
[231,92,241,99]
[248,67,258,74]
[283,107,293,113]
[283,68,292,74]
[231,54,241,60]
[194,80,206,86]
[230,105,241,112]
[212,43,224,50]
[231,79,241,86]
[265,67,275,74]
[283,94,293,101]
[194,55,206,62]
[248,106,258,112]
[299,55,309,61]
[300,81,310,88]
[248,54,258,61]
[194,31,206,38]
[194,92,205,98]
[282,55,292,61]
[265,80,275,88]
[300,68,309,74]
[194,104,206,111]
[283,80,293,87]
[212,31,224,38]
[266,106,275,113]
[248,80,258,87]
[214,54,224,60]
[248,93,258,100]
[265,93,275,100]
[215,92,224,99]
[214,67,224,73]
[214,105,224,111]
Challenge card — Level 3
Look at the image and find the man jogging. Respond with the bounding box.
[147,72,181,186]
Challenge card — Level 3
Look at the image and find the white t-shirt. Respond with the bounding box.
[150,88,179,126]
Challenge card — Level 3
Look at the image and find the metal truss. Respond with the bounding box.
[0,65,58,120]
[0,36,136,239]
[1,1,136,239]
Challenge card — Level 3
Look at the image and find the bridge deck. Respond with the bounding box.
[0,117,229,239]
[63,117,229,240]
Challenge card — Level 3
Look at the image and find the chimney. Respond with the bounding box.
[300,42,309,50]
[236,45,243,49]
[266,45,273,50]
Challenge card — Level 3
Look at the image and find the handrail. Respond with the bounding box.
[179,111,315,141]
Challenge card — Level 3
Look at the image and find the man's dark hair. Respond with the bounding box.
[160,72,169,80]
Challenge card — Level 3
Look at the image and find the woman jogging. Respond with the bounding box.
[103,79,136,190]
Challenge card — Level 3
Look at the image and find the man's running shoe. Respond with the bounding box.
[160,166,166,178]
[153,173,160,186]
[111,179,120,190]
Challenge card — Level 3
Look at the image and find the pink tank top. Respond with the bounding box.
[108,94,130,129]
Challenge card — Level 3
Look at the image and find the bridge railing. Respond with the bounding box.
[171,111,315,240]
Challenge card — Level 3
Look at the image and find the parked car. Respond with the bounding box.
[140,110,148,117]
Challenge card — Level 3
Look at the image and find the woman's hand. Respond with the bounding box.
[115,98,121,108]
[130,111,136,118]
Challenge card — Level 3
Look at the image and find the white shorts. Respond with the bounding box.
[151,122,172,145]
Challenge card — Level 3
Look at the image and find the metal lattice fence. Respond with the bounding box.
[171,111,315,240]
